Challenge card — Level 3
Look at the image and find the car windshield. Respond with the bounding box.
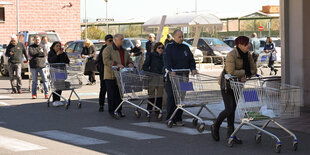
[28,34,60,45]
[94,43,105,51]
[203,38,226,47]
[273,40,281,47]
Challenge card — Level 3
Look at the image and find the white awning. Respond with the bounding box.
[143,13,222,28]
[0,1,13,5]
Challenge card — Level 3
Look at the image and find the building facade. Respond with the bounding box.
[0,0,80,44]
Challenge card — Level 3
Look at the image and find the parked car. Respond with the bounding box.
[223,38,235,48]
[185,37,232,64]
[0,31,61,77]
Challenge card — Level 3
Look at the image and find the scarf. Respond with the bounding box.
[237,47,251,77]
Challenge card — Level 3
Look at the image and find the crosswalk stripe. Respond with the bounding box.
[84,126,164,140]
[184,119,253,130]
[132,122,210,135]
[0,135,46,152]
[0,95,12,99]
[33,130,108,145]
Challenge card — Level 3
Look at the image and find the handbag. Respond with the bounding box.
[84,58,97,72]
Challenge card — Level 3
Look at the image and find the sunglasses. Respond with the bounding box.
[157,46,164,49]
[107,39,113,42]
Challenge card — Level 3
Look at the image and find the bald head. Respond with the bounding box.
[113,34,124,48]
[172,29,183,44]
[252,33,257,38]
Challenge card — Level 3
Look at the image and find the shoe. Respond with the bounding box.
[227,136,243,144]
[118,112,126,117]
[274,69,278,75]
[99,107,104,112]
[32,95,37,99]
[18,90,22,94]
[86,82,92,85]
[11,91,16,94]
[45,94,49,99]
[92,81,96,85]
[211,124,220,141]
[174,121,185,126]
[52,101,64,107]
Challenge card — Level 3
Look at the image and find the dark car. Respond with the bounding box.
[223,39,235,48]
[186,37,232,64]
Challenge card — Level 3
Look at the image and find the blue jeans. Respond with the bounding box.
[30,68,49,95]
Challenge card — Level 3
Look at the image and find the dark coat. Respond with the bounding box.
[145,40,157,56]
[48,50,70,64]
[81,45,97,72]
[142,51,164,74]
[28,44,47,68]
[96,44,107,73]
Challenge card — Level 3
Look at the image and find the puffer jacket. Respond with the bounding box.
[29,44,47,68]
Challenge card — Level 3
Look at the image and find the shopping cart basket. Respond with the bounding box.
[47,62,83,109]
[166,69,222,133]
[226,75,301,153]
[113,67,164,121]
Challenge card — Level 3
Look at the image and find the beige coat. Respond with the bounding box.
[103,43,133,80]
[218,47,257,84]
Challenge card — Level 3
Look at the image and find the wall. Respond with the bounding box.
[0,0,80,44]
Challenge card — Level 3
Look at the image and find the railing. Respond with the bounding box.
[194,56,226,70]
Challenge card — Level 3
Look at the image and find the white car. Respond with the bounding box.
[182,41,204,63]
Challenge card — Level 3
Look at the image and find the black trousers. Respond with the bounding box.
[165,78,183,122]
[88,71,96,83]
[105,79,122,113]
[214,88,237,133]
[52,90,62,102]
[99,72,107,108]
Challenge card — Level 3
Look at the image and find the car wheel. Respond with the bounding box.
[0,57,9,76]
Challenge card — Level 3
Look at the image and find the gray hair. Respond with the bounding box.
[172,29,183,37]
[114,34,124,39]
[149,33,155,38]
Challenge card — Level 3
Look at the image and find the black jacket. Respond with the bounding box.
[81,45,96,59]
[96,44,107,73]
[142,51,164,74]
[5,42,27,64]
[130,46,144,56]
[29,44,47,68]
[163,41,196,72]
[145,40,157,56]
[48,50,70,64]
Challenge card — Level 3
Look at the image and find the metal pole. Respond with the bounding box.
[105,0,108,34]
[85,0,87,39]
[16,0,19,33]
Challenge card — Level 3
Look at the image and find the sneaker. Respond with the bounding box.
[32,95,37,99]
[86,82,92,85]
[45,94,49,99]
[18,89,22,94]
[174,121,185,126]
[52,101,64,107]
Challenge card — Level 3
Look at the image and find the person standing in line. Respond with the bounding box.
[96,34,113,112]
[41,36,52,53]
[164,34,173,45]
[130,40,145,70]
[142,42,165,115]
[81,39,97,85]
[103,34,134,118]
[47,41,70,105]
[28,35,49,99]
[250,33,260,63]
[163,29,197,126]
[264,37,278,75]
[145,33,157,56]
[5,35,28,94]
[211,36,257,144]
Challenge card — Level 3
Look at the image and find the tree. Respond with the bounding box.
[81,24,106,40]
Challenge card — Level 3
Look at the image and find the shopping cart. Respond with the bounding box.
[113,67,164,121]
[226,75,301,153]
[257,53,272,75]
[166,69,222,133]
[47,62,84,109]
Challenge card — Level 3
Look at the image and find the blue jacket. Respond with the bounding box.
[163,41,196,72]
[142,51,164,74]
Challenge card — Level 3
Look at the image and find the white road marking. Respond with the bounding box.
[184,119,253,130]
[132,122,210,135]
[33,130,108,145]
[0,95,12,99]
[0,135,46,152]
[0,102,9,106]
[84,126,164,140]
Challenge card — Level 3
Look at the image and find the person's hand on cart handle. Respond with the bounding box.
[117,64,124,68]
[128,63,134,68]
[241,76,247,82]
[171,71,176,76]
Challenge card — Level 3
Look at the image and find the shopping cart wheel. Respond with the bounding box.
[78,102,82,109]
[197,123,205,133]
[135,110,141,118]
[157,113,163,121]
[226,138,234,147]
[254,134,262,144]
[192,118,198,127]
[146,115,151,122]
[293,141,298,151]
[114,112,121,120]
[167,120,173,128]
[275,144,281,153]
[65,103,69,109]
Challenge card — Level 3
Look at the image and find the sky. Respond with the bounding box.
[80,0,280,21]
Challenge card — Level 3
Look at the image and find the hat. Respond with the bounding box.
[105,34,113,41]
[11,34,17,40]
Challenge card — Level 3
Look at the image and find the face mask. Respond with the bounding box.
[266,42,270,45]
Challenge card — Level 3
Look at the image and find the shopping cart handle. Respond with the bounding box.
[171,69,191,72]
